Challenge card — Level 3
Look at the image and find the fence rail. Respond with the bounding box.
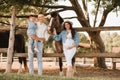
[1,48,120,58]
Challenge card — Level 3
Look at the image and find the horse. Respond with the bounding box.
[0,31,28,73]
[49,12,76,76]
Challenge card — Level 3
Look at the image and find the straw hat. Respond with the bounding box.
[62,20,73,26]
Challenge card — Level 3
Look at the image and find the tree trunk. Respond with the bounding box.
[88,31,106,68]
[5,6,17,73]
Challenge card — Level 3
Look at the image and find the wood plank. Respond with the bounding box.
[14,53,28,57]
[78,43,90,48]
[14,53,120,58]
[43,53,120,58]
[1,26,120,32]
[0,26,10,31]
[0,48,7,53]
[75,53,120,58]
[74,27,120,32]
[0,47,119,58]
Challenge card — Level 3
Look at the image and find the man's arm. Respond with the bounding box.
[29,35,45,42]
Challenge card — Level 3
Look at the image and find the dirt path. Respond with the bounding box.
[1,61,120,78]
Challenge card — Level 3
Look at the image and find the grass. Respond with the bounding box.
[0,73,120,80]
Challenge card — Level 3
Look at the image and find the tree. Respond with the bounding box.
[4,6,16,73]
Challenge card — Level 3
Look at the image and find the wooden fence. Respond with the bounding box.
[0,48,120,69]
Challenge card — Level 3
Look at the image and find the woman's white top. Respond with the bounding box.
[63,33,74,50]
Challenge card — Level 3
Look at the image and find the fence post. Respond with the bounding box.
[0,53,3,62]
[112,58,116,69]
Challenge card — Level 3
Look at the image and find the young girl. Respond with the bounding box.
[27,15,39,53]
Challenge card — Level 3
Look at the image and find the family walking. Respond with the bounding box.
[27,12,80,77]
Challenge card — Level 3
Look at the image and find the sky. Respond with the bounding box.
[56,0,120,35]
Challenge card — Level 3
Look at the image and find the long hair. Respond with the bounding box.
[63,21,75,39]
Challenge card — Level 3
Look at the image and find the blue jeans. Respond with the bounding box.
[28,41,43,75]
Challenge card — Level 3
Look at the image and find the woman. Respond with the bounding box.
[54,21,80,77]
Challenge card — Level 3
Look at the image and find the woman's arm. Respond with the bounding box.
[74,32,80,47]
[53,29,63,41]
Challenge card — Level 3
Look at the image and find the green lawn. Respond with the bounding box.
[0,73,120,80]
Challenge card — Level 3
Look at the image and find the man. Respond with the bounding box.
[28,13,49,75]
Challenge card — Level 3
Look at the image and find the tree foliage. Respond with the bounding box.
[77,33,91,53]
[80,33,90,43]
[0,0,55,15]
[101,32,120,52]
[0,0,55,26]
